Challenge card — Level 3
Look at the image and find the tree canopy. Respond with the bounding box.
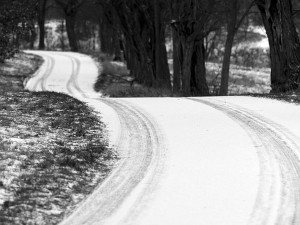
[0,0,38,62]
[1,0,300,94]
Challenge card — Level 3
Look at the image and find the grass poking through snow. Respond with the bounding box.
[94,59,178,97]
[0,52,117,225]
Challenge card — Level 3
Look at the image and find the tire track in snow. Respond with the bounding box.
[65,55,88,98]
[188,97,300,225]
[60,99,166,225]
[57,53,166,224]
[25,52,166,224]
[32,54,55,91]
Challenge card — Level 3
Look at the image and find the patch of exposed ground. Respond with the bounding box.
[0,53,43,92]
[205,62,271,95]
[0,53,117,225]
[93,59,177,97]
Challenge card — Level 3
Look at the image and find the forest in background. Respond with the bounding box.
[1,0,300,96]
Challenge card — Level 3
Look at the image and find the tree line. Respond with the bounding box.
[1,0,300,95]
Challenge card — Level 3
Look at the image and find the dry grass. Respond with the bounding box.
[0,53,43,92]
[206,62,271,95]
[0,92,117,225]
[103,83,174,97]
[101,61,129,77]
[94,59,179,97]
[0,53,43,77]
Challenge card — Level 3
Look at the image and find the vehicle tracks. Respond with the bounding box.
[31,54,55,91]
[65,55,88,98]
[189,97,300,225]
[60,99,166,225]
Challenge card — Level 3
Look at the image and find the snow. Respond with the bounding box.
[215,96,300,159]
[249,27,269,49]
[25,51,300,225]
[119,98,260,225]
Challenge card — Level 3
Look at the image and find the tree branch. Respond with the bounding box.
[235,0,255,32]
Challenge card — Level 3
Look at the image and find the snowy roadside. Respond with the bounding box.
[0,52,117,225]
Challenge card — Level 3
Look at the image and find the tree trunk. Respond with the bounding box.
[179,36,209,96]
[112,36,121,59]
[112,2,156,87]
[256,0,300,92]
[66,14,78,52]
[60,20,65,51]
[38,0,47,50]
[99,20,110,53]
[172,28,182,92]
[99,13,122,58]
[29,29,36,49]
[181,41,194,95]
[29,20,36,49]
[154,0,171,88]
[124,35,155,86]
[112,15,122,59]
[131,51,155,86]
[191,41,209,96]
[219,0,238,96]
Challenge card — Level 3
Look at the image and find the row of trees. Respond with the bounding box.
[0,0,91,55]
[96,0,300,95]
[0,0,38,62]
[1,0,300,95]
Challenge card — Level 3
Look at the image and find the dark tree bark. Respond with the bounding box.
[99,6,113,54]
[181,40,194,94]
[98,6,122,58]
[65,13,78,51]
[172,27,182,92]
[38,0,47,50]
[171,0,213,96]
[55,0,85,52]
[255,0,300,92]
[181,38,209,96]
[154,0,171,88]
[29,20,36,49]
[111,0,170,88]
[60,20,65,50]
[99,21,108,53]
[219,0,255,96]
[192,41,209,95]
[219,0,238,96]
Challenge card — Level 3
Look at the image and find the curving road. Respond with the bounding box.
[25,51,300,225]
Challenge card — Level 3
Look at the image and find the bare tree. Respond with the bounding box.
[153,0,171,88]
[171,0,215,96]
[255,0,300,92]
[219,0,255,95]
[38,0,48,49]
[97,2,121,57]
[54,0,86,51]
[110,0,171,88]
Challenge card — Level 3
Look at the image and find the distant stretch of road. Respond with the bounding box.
[25,51,300,225]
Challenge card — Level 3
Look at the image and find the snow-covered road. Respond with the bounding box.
[25,51,300,225]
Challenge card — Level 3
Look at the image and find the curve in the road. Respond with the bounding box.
[66,55,81,96]
[27,51,300,225]
[32,54,55,91]
[24,55,55,91]
[188,97,300,225]
[65,54,88,98]
[60,99,167,225]
[24,52,167,225]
